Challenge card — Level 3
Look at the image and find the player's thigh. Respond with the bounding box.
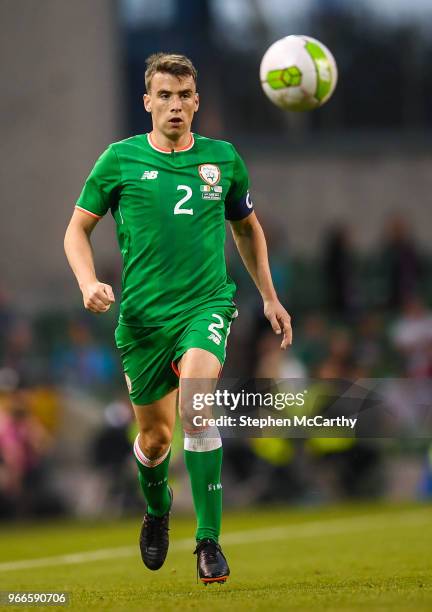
[174,306,237,428]
[179,347,221,378]
[178,349,220,432]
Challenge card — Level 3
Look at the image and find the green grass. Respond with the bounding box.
[0,503,430,611]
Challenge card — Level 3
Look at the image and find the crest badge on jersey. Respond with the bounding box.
[198,164,223,201]
[198,164,221,186]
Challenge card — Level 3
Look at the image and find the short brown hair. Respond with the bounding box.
[145,53,197,92]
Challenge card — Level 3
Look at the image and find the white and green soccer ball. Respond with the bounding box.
[260,35,338,112]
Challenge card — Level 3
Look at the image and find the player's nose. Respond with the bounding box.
[170,95,182,110]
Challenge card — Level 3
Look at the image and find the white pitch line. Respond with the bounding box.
[0,508,429,573]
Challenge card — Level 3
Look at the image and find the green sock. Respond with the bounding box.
[134,437,171,517]
[184,445,223,542]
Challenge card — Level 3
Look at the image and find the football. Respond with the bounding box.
[260,35,338,111]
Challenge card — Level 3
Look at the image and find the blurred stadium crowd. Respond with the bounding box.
[1,215,431,520]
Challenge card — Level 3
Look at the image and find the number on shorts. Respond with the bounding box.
[207,314,224,346]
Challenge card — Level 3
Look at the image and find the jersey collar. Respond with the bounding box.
[147,132,195,154]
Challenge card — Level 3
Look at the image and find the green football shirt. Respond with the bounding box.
[76,133,254,325]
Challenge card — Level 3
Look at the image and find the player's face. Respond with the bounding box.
[143,73,199,140]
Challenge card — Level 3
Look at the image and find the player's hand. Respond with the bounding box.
[264,299,292,349]
[81,281,115,314]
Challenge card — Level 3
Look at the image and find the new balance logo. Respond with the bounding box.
[141,170,158,180]
[207,333,222,346]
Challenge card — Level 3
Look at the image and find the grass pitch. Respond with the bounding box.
[0,503,430,611]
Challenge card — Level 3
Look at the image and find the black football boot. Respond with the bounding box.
[194,538,230,584]
[139,486,173,570]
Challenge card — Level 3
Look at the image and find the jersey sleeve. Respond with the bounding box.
[76,146,121,218]
[224,146,254,221]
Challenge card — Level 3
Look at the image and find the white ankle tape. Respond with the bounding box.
[133,435,170,467]
[184,426,222,452]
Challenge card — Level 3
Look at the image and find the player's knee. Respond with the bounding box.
[139,427,172,459]
[178,406,197,435]
[183,424,222,451]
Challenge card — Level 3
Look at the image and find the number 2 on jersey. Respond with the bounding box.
[174,185,193,215]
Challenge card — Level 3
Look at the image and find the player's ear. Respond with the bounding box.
[143,93,151,113]
[194,92,199,112]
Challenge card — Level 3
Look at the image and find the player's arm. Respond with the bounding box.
[65,145,120,313]
[64,209,115,313]
[229,211,292,349]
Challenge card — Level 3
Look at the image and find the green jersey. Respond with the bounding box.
[76,133,254,325]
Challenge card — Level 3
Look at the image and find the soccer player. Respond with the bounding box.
[64,53,292,584]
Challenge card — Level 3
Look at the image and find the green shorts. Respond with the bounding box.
[114,302,238,405]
